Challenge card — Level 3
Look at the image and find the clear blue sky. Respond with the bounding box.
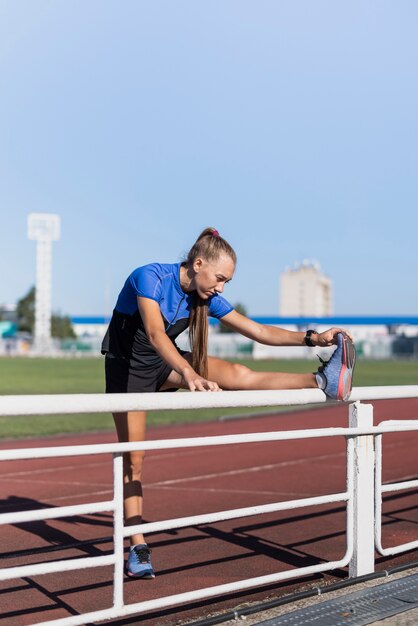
[1,1,417,317]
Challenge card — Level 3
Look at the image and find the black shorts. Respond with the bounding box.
[105,349,190,394]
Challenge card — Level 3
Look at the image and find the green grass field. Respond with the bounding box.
[0,356,417,439]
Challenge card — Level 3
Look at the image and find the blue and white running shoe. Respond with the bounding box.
[316,333,356,401]
[126,544,155,579]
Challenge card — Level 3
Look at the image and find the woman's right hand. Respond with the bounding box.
[181,367,222,392]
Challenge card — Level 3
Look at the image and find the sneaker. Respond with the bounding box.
[316,333,356,401]
[126,544,155,579]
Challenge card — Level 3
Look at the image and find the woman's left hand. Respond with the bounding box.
[314,327,353,347]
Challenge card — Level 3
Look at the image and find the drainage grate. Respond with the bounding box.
[254,573,418,625]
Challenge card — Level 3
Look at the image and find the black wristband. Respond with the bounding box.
[304,329,317,347]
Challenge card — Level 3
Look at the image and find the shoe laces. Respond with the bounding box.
[317,354,329,372]
[133,545,151,564]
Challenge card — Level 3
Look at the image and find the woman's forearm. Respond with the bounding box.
[258,326,316,347]
[147,329,191,375]
[258,326,347,348]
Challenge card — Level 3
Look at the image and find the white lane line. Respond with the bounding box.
[0,461,110,478]
[47,489,112,503]
[146,451,346,487]
[0,490,114,511]
[0,445,265,478]
[0,447,229,478]
[0,450,349,490]
[0,477,109,487]
[146,485,315,497]
[146,438,414,488]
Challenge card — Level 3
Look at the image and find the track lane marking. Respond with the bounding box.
[0,490,113,511]
[146,451,346,486]
[147,485,316,497]
[0,477,109,487]
[0,461,109,478]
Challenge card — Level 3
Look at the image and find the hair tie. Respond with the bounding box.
[212,229,220,238]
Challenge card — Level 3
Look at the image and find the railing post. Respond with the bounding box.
[348,401,375,577]
[113,453,125,610]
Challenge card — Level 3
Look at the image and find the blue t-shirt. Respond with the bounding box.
[115,262,233,323]
[101,262,234,358]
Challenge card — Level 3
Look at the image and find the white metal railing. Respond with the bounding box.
[0,386,417,626]
[375,420,418,557]
[2,385,418,416]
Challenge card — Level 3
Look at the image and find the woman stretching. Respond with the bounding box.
[102,227,355,578]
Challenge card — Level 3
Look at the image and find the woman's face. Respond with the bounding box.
[192,254,235,299]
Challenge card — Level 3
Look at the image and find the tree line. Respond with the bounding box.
[16,287,76,339]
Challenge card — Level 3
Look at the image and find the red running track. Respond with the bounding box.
[0,399,417,626]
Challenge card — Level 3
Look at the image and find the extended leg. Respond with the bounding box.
[160,354,317,391]
[206,357,317,391]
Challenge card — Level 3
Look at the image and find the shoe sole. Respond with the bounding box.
[126,570,155,579]
[337,336,356,401]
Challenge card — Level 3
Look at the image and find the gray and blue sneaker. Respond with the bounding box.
[126,544,155,579]
[315,333,356,401]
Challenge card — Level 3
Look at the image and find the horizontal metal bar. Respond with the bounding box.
[0,554,115,582]
[0,385,417,417]
[32,550,353,626]
[350,386,418,401]
[381,479,418,494]
[0,388,327,416]
[1,422,418,462]
[0,500,114,526]
[378,419,418,425]
[124,492,348,537]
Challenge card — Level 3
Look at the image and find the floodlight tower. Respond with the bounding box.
[27,213,61,353]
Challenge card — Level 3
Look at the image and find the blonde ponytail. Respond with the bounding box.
[186,228,236,378]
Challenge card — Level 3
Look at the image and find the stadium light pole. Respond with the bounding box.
[27,213,61,354]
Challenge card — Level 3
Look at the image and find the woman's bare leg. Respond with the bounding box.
[113,411,147,546]
[160,354,317,391]
[207,357,318,391]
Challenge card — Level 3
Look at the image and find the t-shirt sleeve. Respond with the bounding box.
[208,294,234,319]
[129,264,163,302]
